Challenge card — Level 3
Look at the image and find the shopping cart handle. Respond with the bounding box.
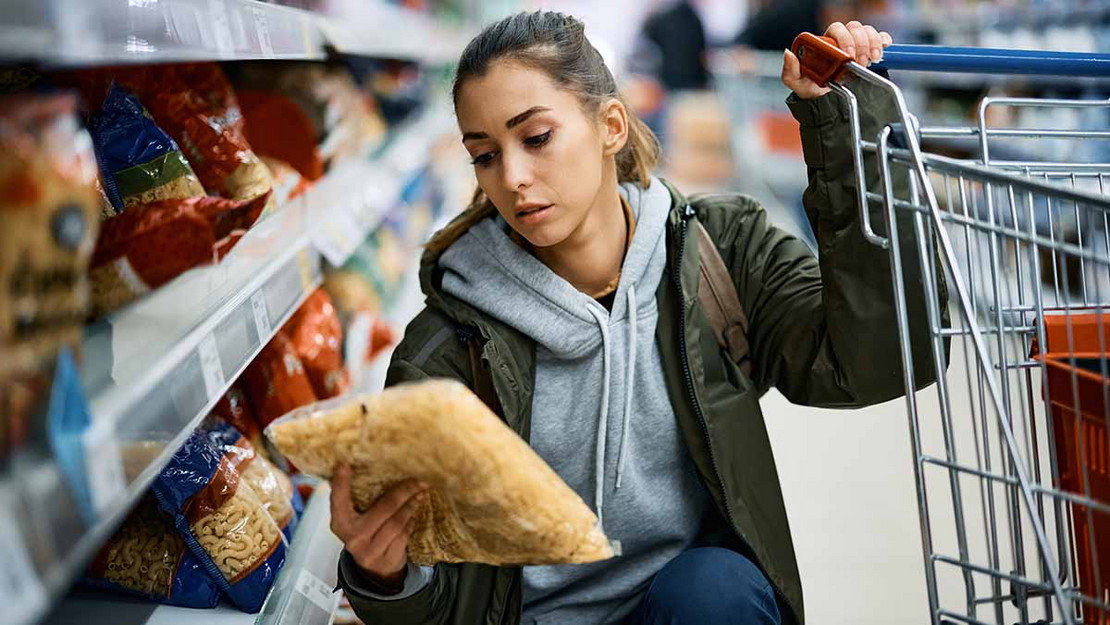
[876,45,1110,78]
[791,32,853,87]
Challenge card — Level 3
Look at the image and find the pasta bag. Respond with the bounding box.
[153,430,285,613]
[202,417,300,540]
[265,379,614,566]
[84,494,221,608]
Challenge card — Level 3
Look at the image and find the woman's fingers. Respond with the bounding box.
[846,21,871,65]
[880,31,893,48]
[864,25,882,62]
[366,489,427,548]
[824,21,855,60]
[329,464,356,539]
[781,48,831,100]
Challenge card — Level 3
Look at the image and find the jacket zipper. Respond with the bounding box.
[673,206,793,619]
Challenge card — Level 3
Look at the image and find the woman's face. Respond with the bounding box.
[455,61,617,248]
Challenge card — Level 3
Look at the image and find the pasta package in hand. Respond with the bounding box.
[90,84,205,211]
[88,192,269,317]
[241,330,317,429]
[84,494,221,608]
[265,379,614,567]
[153,430,285,613]
[202,417,299,539]
[285,289,349,399]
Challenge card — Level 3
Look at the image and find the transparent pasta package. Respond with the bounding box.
[153,430,285,613]
[84,494,221,608]
[201,416,301,539]
[265,379,613,567]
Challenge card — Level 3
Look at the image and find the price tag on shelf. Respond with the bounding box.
[0,492,46,622]
[82,421,127,516]
[295,248,315,291]
[295,568,338,613]
[198,334,226,402]
[311,205,363,267]
[250,290,272,341]
[251,7,274,56]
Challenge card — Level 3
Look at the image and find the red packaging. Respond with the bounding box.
[87,192,269,317]
[285,289,350,399]
[241,331,317,428]
[211,384,265,454]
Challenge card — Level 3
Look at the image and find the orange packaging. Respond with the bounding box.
[211,384,265,454]
[240,330,317,428]
[285,289,350,399]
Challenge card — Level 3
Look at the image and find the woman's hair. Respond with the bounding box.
[435,11,660,249]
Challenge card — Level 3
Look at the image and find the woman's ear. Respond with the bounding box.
[600,98,629,158]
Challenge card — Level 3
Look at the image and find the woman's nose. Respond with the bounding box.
[500,150,533,192]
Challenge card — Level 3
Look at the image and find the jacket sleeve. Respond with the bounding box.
[730,77,948,408]
[336,349,464,624]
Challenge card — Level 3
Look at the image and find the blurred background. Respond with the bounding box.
[0,1,1107,625]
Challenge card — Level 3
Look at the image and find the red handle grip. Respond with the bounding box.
[791,32,853,87]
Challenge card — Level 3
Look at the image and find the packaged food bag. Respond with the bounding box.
[0,93,99,378]
[54,63,275,208]
[90,83,205,211]
[211,384,265,455]
[88,192,269,317]
[84,494,221,608]
[240,330,317,429]
[265,379,614,566]
[202,417,299,539]
[284,289,350,399]
[153,429,285,613]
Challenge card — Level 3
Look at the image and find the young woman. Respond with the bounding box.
[330,11,941,625]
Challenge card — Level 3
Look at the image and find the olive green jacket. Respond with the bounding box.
[339,78,948,625]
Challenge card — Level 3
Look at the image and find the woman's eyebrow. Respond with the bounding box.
[462,106,552,143]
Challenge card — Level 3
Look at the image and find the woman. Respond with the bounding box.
[331,11,941,625]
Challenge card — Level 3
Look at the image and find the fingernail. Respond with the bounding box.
[872,48,881,60]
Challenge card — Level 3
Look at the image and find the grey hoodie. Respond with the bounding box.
[435,177,711,624]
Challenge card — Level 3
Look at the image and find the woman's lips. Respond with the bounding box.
[516,203,553,225]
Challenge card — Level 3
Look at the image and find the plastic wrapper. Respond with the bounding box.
[153,430,285,613]
[260,156,310,208]
[91,83,205,211]
[229,63,386,176]
[88,192,269,317]
[265,380,614,567]
[0,93,99,379]
[84,495,221,608]
[284,289,349,399]
[54,63,275,210]
[211,385,265,455]
[202,417,300,539]
[241,330,318,429]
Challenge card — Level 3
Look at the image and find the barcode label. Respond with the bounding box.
[0,490,46,622]
[83,422,126,516]
[250,290,272,341]
[295,568,337,613]
[198,335,226,401]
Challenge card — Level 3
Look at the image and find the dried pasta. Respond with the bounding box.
[266,379,614,567]
[190,483,281,583]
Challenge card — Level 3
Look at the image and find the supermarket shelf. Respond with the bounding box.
[47,485,342,625]
[0,109,452,625]
[0,0,326,66]
[0,0,470,67]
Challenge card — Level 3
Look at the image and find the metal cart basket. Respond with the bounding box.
[793,35,1110,624]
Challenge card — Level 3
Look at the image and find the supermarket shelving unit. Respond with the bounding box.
[0,2,469,624]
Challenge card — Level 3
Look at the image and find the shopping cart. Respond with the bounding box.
[792,35,1110,624]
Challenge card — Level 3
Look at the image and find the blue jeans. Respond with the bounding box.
[625,548,782,625]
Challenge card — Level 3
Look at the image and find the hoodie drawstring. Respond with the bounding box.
[616,284,636,489]
[585,304,611,532]
[585,284,639,543]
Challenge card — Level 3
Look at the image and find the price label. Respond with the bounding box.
[198,334,226,401]
[83,422,127,516]
[251,7,274,56]
[0,491,47,622]
[295,568,337,613]
[250,290,272,341]
[311,206,362,267]
[295,249,315,291]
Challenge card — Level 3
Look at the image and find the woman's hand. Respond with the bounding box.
[330,464,429,589]
[781,21,893,99]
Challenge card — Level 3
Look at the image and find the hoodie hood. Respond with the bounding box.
[437,177,673,358]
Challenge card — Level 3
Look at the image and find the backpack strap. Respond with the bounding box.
[694,219,753,378]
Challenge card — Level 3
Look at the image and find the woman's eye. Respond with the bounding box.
[471,152,495,167]
[524,130,552,147]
